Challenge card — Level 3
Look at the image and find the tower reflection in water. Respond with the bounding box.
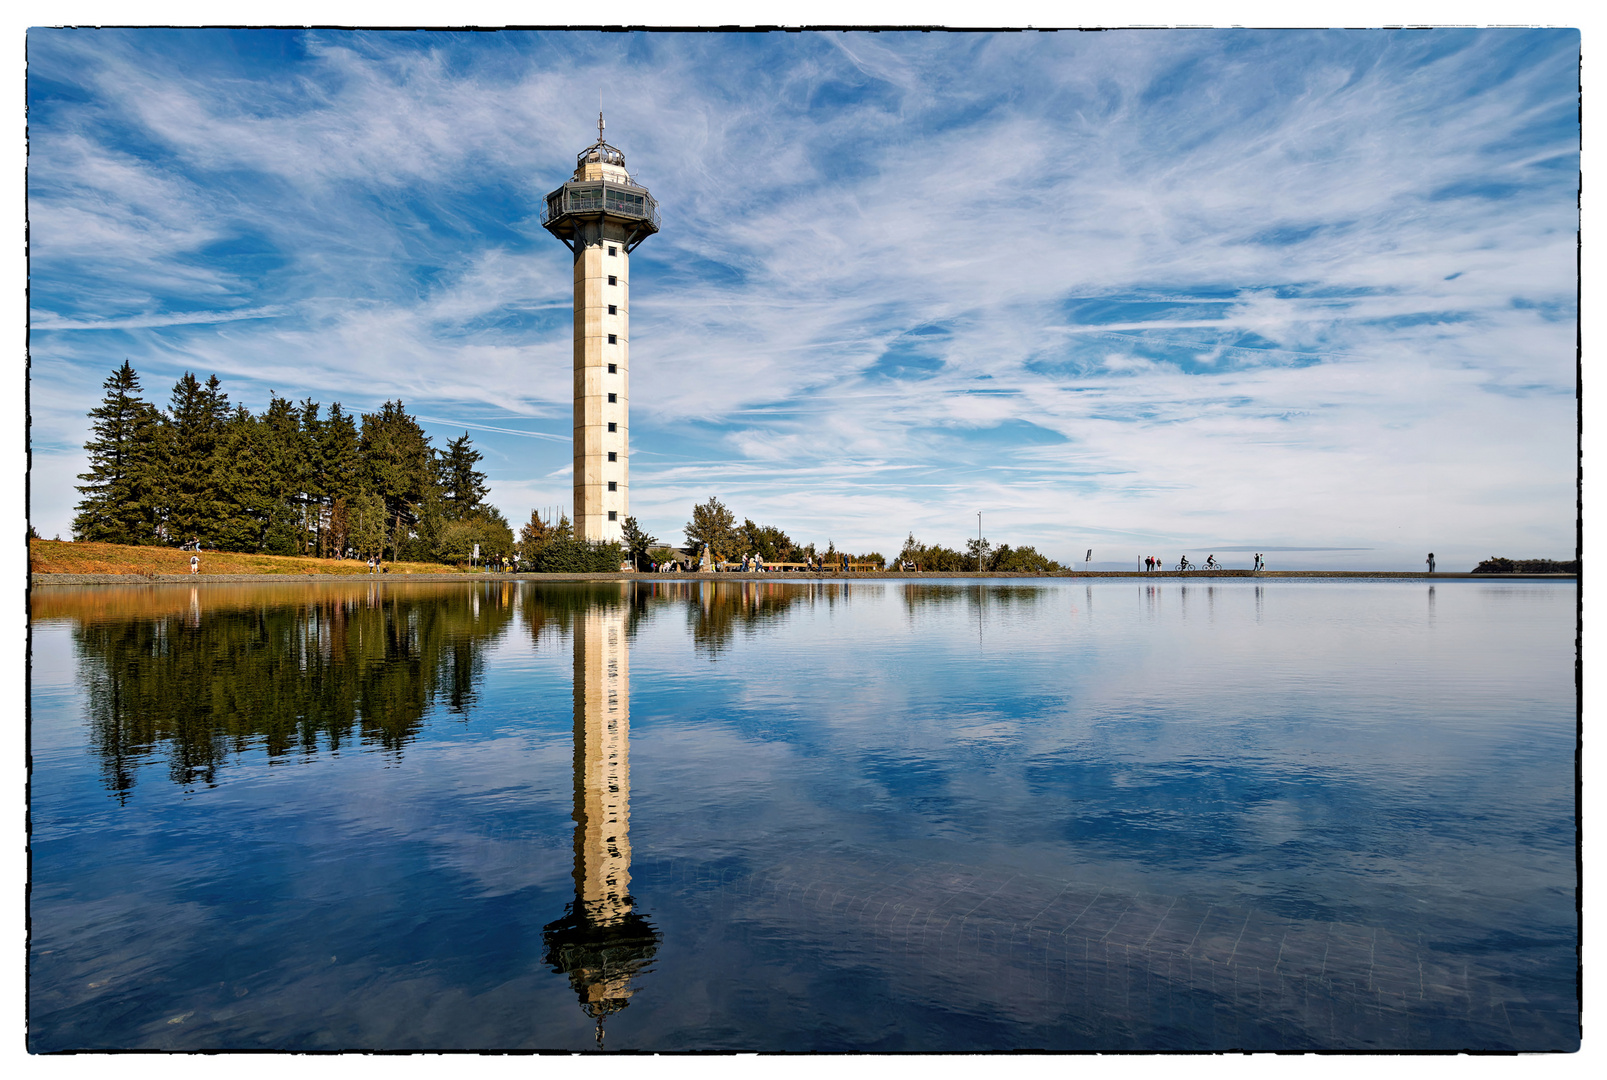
[542,591,660,1048]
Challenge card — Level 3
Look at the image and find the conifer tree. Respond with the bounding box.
[348,491,388,560]
[360,400,434,562]
[438,432,489,522]
[518,509,554,564]
[257,395,309,554]
[209,405,274,551]
[160,373,231,545]
[72,361,161,544]
[298,399,326,553]
[315,403,362,556]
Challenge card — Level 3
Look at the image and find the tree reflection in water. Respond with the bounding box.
[46,578,903,1046]
[44,581,518,801]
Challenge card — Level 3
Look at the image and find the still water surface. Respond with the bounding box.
[28,579,1577,1051]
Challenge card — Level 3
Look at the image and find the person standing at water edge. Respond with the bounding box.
[189,553,199,575]
[1426,553,1436,574]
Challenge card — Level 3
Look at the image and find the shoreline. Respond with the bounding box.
[29,570,1578,586]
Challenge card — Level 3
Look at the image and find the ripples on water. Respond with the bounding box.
[27,579,1578,1051]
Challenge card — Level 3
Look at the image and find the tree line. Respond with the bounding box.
[896,532,1065,573]
[72,361,515,565]
[671,496,886,567]
[1471,556,1578,574]
[666,496,1064,572]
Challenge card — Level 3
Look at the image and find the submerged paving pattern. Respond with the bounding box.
[653,856,1578,1051]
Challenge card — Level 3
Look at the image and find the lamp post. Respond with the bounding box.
[977,511,983,574]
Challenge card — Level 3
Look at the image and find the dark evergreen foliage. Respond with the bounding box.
[161,372,231,545]
[360,400,435,562]
[70,364,503,564]
[438,433,490,521]
[893,532,1063,572]
[531,537,627,573]
[1471,557,1578,574]
[72,361,163,544]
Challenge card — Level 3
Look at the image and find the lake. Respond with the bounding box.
[27,577,1578,1052]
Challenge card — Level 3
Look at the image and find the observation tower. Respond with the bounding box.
[542,114,661,544]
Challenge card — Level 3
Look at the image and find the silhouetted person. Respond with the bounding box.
[1426,552,1436,574]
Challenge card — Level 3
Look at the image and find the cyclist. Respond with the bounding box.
[1206,554,1218,570]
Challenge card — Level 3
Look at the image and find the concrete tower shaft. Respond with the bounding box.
[542,116,660,545]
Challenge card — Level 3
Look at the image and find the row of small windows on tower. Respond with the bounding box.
[605,252,624,526]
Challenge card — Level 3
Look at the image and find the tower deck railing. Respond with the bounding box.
[542,180,661,230]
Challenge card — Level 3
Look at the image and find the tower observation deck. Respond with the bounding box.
[542,115,660,545]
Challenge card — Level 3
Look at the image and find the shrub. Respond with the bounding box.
[531,537,626,573]
[1472,556,1578,574]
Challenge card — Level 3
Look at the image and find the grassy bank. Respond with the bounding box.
[28,539,468,577]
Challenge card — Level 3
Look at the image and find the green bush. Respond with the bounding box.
[1472,556,1578,574]
[531,537,626,573]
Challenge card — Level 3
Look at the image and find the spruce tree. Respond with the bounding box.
[161,373,231,545]
[316,403,362,556]
[298,399,326,553]
[360,400,435,562]
[348,491,388,560]
[72,361,161,544]
[438,433,489,522]
[209,405,273,551]
[257,395,309,554]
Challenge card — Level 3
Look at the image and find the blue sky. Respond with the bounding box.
[25,27,1580,569]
